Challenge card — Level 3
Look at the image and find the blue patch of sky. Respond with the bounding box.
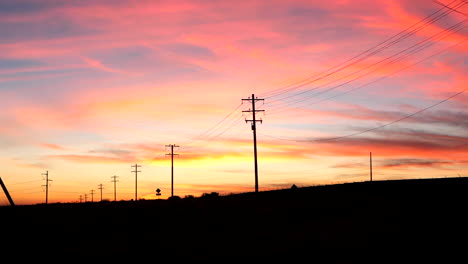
[0,64,93,89]
[0,58,44,69]
[0,68,70,79]
[0,16,101,44]
[0,0,62,15]
[287,7,329,18]
[90,44,221,82]
[48,130,110,146]
[279,7,388,47]
[0,0,123,15]
[165,43,215,58]
[0,67,99,104]
[90,45,156,70]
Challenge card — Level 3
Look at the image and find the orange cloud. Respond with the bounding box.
[48,154,132,164]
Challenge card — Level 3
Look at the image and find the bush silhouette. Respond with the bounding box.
[168,195,181,201]
[201,192,219,198]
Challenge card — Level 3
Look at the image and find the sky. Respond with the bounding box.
[0,0,467,205]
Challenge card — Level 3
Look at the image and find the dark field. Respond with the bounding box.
[2,177,468,261]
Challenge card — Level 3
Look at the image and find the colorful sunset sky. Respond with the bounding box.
[0,0,467,205]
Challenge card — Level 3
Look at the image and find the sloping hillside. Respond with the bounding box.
[2,177,468,260]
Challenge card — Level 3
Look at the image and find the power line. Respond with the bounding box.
[434,0,468,16]
[290,37,467,111]
[267,29,467,118]
[265,19,467,114]
[175,1,466,150]
[201,115,246,141]
[317,88,467,142]
[259,0,465,99]
[189,103,243,142]
[9,179,43,185]
[261,87,467,142]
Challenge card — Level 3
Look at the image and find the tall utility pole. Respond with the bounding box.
[165,144,179,197]
[111,175,118,201]
[242,94,265,193]
[370,152,373,182]
[90,189,95,202]
[131,164,142,201]
[42,170,52,204]
[98,183,104,202]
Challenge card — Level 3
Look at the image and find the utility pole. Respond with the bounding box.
[111,175,118,201]
[370,152,373,182]
[79,195,83,203]
[90,189,95,202]
[242,94,265,193]
[165,144,179,197]
[131,164,142,201]
[42,170,52,204]
[0,177,15,206]
[98,183,104,202]
[84,193,88,202]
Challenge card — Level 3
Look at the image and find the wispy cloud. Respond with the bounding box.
[47,154,131,164]
[39,143,66,150]
[378,158,467,168]
[82,56,127,74]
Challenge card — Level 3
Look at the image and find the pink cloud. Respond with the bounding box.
[39,143,66,150]
[385,0,467,45]
[81,56,127,74]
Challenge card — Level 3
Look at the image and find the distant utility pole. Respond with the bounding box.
[79,195,83,203]
[165,144,179,197]
[242,94,265,193]
[111,175,119,201]
[98,183,104,202]
[90,189,95,202]
[370,152,373,182]
[41,170,52,204]
[84,193,88,202]
[131,164,142,201]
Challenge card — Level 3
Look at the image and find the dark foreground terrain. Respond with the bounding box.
[2,177,468,260]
